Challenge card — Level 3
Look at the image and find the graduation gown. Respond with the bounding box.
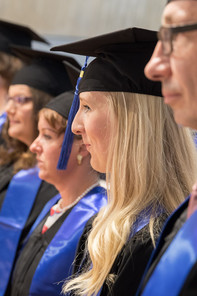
[0,165,58,296]
[9,186,107,296]
[72,213,167,296]
[138,197,197,296]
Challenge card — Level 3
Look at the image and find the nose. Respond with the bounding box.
[144,41,171,82]
[5,99,16,115]
[30,136,42,154]
[72,110,84,135]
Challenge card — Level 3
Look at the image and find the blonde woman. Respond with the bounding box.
[52,28,197,295]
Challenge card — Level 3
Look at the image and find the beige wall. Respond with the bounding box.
[0,0,166,39]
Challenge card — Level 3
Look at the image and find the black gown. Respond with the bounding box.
[72,213,168,296]
[0,162,58,294]
[8,186,107,296]
[0,163,58,243]
[9,209,72,296]
[138,199,197,296]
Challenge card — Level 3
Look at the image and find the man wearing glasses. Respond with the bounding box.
[136,1,197,295]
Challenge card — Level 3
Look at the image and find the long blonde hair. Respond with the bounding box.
[63,92,197,295]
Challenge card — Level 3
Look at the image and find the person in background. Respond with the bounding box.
[134,0,197,295]
[8,91,107,296]
[0,47,80,296]
[51,27,197,296]
[0,20,48,132]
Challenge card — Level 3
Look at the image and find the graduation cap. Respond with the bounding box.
[45,91,74,120]
[50,27,161,169]
[10,47,81,97]
[0,19,49,55]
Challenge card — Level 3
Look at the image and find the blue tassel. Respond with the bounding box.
[57,56,89,169]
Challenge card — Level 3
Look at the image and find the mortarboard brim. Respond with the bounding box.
[45,91,74,120]
[11,47,80,97]
[51,27,161,96]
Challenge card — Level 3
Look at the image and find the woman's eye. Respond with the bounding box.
[43,134,52,140]
[83,105,91,112]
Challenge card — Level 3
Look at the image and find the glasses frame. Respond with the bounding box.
[6,96,32,105]
[158,22,197,55]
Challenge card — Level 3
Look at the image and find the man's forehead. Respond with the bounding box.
[167,0,197,3]
[163,0,197,25]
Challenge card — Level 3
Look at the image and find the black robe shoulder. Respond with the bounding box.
[73,213,168,296]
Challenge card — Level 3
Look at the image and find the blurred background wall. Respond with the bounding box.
[0,0,166,63]
[0,0,166,38]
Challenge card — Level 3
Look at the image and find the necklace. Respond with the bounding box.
[41,181,100,234]
[58,181,100,212]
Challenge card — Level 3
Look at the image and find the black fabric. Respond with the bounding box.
[0,164,58,295]
[9,207,73,296]
[0,163,14,209]
[45,91,74,119]
[0,163,58,242]
[179,261,197,296]
[51,27,161,97]
[11,47,81,96]
[72,213,167,296]
[0,20,48,55]
[20,180,58,243]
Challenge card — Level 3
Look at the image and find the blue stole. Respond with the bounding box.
[0,167,42,296]
[26,186,107,296]
[139,197,194,296]
[0,112,6,132]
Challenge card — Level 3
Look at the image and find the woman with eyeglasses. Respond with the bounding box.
[0,48,80,296]
[51,28,197,296]
[0,20,48,134]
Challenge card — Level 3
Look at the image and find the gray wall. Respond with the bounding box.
[0,0,166,40]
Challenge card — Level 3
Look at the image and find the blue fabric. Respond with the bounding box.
[0,167,42,296]
[23,193,61,245]
[137,197,193,296]
[27,186,107,296]
[57,56,89,170]
[0,112,6,132]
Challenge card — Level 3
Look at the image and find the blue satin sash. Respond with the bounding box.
[0,167,42,296]
[0,112,6,132]
[28,186,107,296]
[140,197,196,296]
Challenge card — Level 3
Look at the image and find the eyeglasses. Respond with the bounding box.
[158,22,197,55]
[6,96,32,105]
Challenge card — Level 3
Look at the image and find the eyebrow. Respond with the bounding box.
[40,127,58,134]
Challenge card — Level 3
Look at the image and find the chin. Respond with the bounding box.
[90,159,106,174]
[38,172,48,182]
[174,111,197,129]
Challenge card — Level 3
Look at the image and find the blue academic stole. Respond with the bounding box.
[0,112,6,132]
[27,186,107,296]
[0,167,42,296]
[139,197,197,296]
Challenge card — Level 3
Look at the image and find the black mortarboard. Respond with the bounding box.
[50,27,161,169]
[51,27,161,96]
[10,47,81,97]
[0,19,49,55]
[45,91,74,119]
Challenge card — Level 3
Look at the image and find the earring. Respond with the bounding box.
[77,154,83,165]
